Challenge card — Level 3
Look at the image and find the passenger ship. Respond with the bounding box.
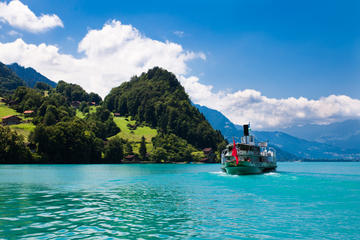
[221,124,277,175]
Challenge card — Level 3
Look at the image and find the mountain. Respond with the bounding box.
[282,119,360,151]
[195,104,300,161]
[7,63,56,88]
[195,104,360,160]
[0,62,26,96]
[194,104,242,142]
[252,131,359,160]
[104,67,226,151]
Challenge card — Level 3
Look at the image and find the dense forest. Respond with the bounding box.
[1,65,226,163]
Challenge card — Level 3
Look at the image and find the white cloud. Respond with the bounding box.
[0,20,205,97]
[0,0,63,33]
[0,19,359,129]
[180,76,360,129]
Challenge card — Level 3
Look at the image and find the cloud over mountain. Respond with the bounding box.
[182,76,360,129]
[0,19,359,129]
[0,0,63,32]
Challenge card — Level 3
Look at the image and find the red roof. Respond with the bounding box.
[203,148,212,152]
[2,115,20,120]
[24,110,34,114]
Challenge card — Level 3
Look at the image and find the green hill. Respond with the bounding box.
[104,67,226,152]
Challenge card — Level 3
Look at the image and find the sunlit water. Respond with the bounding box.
[0,162,359,239]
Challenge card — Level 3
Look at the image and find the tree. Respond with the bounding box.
[89,92,102,105]
[0,125,32,163]
[79,101,88,113]
[31,119,103,163]
[104,137,124,162]
[43,105,58,126]
[125,142,133,155]
[150,147,167,163]
[139,136,147,160]
[34,82,51,91]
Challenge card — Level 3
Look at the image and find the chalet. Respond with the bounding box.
[2,115,21,125]
[91,102,96,106]
[202,147,216,163]
[71,101,81,108]
[23,110,34,117]
[203,148,213,155]
[114,113,121,117]
[124,155,138,162]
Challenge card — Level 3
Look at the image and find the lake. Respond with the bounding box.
[0,162,359,239]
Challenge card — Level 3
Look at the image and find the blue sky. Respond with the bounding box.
[0,0,359,129]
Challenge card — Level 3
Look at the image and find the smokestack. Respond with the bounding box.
[243,124,249,136]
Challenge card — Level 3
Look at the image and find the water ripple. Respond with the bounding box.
[0,164,358,239]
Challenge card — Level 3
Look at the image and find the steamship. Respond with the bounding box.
[221,124,277,175]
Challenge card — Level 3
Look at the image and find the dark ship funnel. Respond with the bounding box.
[243,124,249,136]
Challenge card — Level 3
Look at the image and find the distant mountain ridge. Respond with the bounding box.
[282,119,360,151]
[0,62,26,96]
[194,104,242,142]
[195,104,360,160]
[7,63,56,88]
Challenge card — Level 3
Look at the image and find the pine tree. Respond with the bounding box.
[139,136,147,160]
[125,142,133,155]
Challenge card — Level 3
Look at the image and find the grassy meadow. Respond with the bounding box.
[112,116,158,153]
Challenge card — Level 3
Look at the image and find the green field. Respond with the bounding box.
[77,107,158,153]
[0,101,18,118]
[10,123,36,141]
[76,106,98,119]
[112,116,158,153]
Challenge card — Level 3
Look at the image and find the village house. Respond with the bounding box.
[71,101,81,108]
[201,147,216,163]
[23,110,34,117]
[114,113,121,117]
[123,155,138,162]
[2,115,22,126]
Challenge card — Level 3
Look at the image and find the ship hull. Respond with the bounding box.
[222,161,276,175]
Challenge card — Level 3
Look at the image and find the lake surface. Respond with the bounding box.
[0,162,359,239]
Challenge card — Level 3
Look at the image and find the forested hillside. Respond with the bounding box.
[104,67,226,151]
[1,67,226,163]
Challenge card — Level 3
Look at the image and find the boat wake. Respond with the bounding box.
[264,172,281,177]
[209,171,238,177]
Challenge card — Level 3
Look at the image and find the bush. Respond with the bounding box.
[104,137,124,163]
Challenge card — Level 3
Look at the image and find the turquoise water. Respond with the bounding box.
[0,163,359,239]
